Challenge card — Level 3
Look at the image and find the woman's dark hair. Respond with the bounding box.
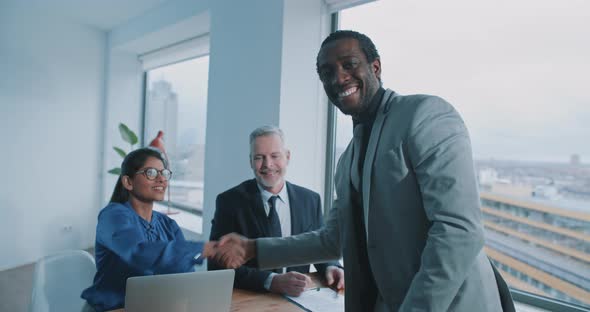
[110,147,167,203]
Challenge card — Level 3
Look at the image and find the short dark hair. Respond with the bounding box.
[316,30,380,74]
[110,147,167,203]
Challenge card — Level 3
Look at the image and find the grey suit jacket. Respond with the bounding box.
[257,89,515,312]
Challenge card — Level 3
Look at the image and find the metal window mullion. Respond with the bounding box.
[323,12,340,215]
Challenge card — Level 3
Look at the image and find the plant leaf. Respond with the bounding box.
[108,167,122,175]
[113,147,126,158]
[118,123,138,146]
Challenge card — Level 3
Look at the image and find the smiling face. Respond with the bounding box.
[250,134,290,194]
[317,38,381,116]
[122,156,168,203]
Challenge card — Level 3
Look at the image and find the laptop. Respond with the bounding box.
[125,270,235,312]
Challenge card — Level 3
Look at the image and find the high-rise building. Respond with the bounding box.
[146,79,179,157]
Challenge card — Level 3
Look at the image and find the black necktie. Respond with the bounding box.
[268,195,282,237]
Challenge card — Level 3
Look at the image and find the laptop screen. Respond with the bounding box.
[125,269,235,312]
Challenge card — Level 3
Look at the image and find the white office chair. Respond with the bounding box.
[29,250,96,312]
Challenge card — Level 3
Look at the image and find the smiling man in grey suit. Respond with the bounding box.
[219,30,515,312]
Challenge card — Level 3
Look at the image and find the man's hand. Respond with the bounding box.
[270,271,312,297]
[202,241,218,258]
[325,266,345,291]
[203,236,246,269]
[219,233,256,262]
[211,233,255,269]
[216,239,245,269]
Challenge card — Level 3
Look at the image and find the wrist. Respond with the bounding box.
[245,239,256,261]
[264,272,277,291]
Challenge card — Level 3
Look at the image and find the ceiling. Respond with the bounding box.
[6,0,171,30]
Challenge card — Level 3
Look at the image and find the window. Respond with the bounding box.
[144,55,209,220]
[330,1,590,309]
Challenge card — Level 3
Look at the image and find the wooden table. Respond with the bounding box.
[231,288,306,311]
[231,273,339,311]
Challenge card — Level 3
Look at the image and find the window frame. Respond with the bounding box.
[141,52,210,216]
[323,12,340,215]
[512,289,590,312]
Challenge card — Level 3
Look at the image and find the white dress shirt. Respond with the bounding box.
[257,182,291,237]
[257,182,291,289]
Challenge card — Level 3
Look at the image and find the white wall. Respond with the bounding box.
[202,0,287,237]
[109,0,211,50]
[100,49,144,203]
[279,0,331,194]
[0,3,106,270]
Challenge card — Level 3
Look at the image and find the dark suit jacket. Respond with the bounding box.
[208,179,340,292]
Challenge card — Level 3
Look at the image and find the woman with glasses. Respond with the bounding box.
[81,147,238,312]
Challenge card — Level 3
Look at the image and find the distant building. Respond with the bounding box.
[480,192,590,307]
[146,79,179,156]
[570,154,581,166]
[532,184,561,200]
[479,168,499,186]
[478,168,520,194]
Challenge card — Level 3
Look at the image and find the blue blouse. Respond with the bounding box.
[81,202,203,312]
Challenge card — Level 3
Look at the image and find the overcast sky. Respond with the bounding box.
[338,0,590,163]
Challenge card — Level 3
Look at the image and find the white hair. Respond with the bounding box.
[249,125,286,154]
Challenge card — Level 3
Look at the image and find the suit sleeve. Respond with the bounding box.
[96,207,203,275]
[208,194,273,292]
[257,195,342,270]
[399,96,485,311]
[309,193,343,275]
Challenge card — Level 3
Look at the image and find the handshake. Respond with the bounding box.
[199,233,345,296]
[201,233,253,269]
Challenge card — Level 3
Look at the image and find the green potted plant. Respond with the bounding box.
[108,123,139,175]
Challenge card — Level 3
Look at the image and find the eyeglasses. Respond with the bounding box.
[135,168,172,181]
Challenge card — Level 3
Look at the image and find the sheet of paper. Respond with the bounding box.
[285,287,344,312]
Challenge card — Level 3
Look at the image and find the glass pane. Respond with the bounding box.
[144,56,209,221]
[338,1,589,308]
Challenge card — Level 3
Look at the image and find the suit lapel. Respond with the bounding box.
[247,180,271,237]
[335,141,354,214]
[286,182,302,235]
[350,124,363,192]
[362,89,395,239]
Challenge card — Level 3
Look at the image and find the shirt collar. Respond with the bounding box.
[257,181,288,205]
[124,201,157,226]
[353,87,385,127]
